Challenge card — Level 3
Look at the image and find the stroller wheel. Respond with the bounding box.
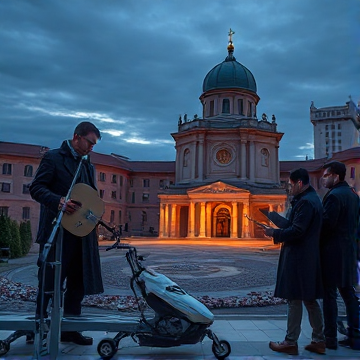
[97,338,117,360]
[0,340,10,356]
[212,339,231,360]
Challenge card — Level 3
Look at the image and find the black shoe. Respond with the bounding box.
[325,337,338,350]
[60,331,93,346]
[339,336,352,348]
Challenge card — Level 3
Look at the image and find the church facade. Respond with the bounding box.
[158,32,287,239]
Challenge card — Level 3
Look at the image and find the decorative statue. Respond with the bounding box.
[272,114,276,123]
[178,115,182,126]
[261,113,268,122]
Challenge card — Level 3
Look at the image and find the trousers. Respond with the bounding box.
[323,284,360,340]
[285,299,325,343]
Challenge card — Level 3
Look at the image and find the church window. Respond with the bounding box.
[23,184,30,194]
[210,100,214,116]
[110,210,115,223]
[120,176,123,186]
[325,125,328,130]
[131,192,135,203]
[238,99,244,115]
[99,172,106,182]
[338,124,341,129]
[247,101,252,116]
[143,179,150,187]
[111,174,117,183]
[129,179,133,187]
[99,189,105,199]
[222,99,230,113]
[142,193,150,202]
[24,165,33,177]
[111,191,116,199]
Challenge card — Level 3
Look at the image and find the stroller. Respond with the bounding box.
[96,230,231,360]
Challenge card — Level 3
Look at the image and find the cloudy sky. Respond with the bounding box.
[1,0,359,161]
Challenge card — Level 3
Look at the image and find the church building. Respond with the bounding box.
[158,30,287,239]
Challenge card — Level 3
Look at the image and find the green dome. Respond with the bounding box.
[203,55,257,93]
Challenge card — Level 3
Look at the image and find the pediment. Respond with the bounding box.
[187,181,249,194]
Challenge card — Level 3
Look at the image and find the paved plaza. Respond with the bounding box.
[0,239,359,359]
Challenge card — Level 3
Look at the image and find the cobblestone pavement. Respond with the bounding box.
[0,240,346,317]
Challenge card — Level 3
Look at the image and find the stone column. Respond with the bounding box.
[249,141,255,181]
[198,139,204,180]
[159,203,165,238]
[241,140,247,179]
[231,202,238,238]
[192,144,197,181]
[206,202,212,237]
[199,202,206,237]
[187,201,195,238]
[164,204,169,237]
[243,202,251,238]
[275,145,280,183]
[170,204,177,237]
[175,148,181,183]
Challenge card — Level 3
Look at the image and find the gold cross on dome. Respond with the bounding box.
[228,28,235,42]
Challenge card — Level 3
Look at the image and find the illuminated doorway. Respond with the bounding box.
[215,207,230,237]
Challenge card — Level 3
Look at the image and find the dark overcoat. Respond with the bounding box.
[320,181,359,287]
[29,140,104,295]
[272,186,323,300]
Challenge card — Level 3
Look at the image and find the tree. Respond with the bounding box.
[0,214,11,248]
[20,220,33,256]
[9,219,22,259]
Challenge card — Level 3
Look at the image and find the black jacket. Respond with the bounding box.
[320,181,359,287]
[29,140,104,295]
[272,186,323,300]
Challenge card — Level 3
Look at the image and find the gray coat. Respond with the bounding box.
[320,181,359,287]
[272,186,323,300]
[29,141,104,295]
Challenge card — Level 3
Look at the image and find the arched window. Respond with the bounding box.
[222,99,230,113]
[260,148,269,167]
[183,149,190,167]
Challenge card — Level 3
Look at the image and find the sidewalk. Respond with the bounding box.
[1,314,359,359]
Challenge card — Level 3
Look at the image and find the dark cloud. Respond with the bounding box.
[0,0,359,161]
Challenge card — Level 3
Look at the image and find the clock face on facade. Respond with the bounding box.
[216,148,232,164]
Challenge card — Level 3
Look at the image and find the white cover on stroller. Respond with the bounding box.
[139,269,214,324]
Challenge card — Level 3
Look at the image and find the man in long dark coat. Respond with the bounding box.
[264,168,325,355]
[320,161,360,350]
[30,121,104,346]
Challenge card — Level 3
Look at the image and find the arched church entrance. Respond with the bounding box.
[214,207,231,237]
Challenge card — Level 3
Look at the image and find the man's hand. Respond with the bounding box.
[263,225,274,238]
[59,197,82,215]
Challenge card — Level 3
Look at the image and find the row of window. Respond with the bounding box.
[0,183,30,194]
[315,111,344,118]
[99,172,124,185]
[325,124,341,130]
[208,99,255,117]
[0,206,30,219]
[2,164,33,177]
[98,173,172,189]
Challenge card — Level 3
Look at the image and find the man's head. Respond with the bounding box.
[72,122,101,156]
[322,161,346,189]
[288,168,310,196]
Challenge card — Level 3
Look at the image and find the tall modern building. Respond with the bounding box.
[311,98,360,159]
